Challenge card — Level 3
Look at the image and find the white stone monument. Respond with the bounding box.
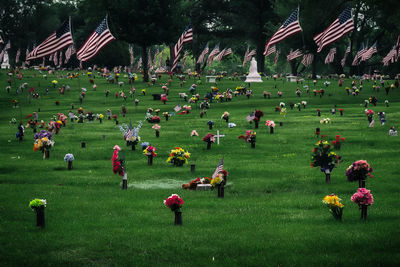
[245,57,262,83]
[1,51,11,69]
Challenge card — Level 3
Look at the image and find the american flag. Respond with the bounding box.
[351,44,366,66]
[264,45,276,57]
[212,158,224,179]
[314,7,354,53]
[152,48,160,69]
[197,43,209,64]
[158,51,163,68]
[274,49,280,65]
[15,49,21,63]
[341,44,350,67]
[207,44,220,66]
[25,48,30,65]
[360,42,377,62]
[382,46,397,66]
[182,50,189,69]
[3,40,11,50]
[174,104,181,112]
[287,49,303,61]
[77,16,115,62]
[49,53,53,61]
[64,45,75,64]
[264,7,302,55]
[136,57,142,71]
[213,48,232,61]
[171,24,193,72]
[59,51,62,66]
[128,44,134,66]
[246,114,255,122]
[301,53,314,67]
[53,51,58,66]
[324,47,337,64]
[27,18,73,60]
[243,47,256,66]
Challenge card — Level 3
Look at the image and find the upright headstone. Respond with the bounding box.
[245,58,263,83]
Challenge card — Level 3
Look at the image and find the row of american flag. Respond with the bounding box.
[1,6,400,68]
[0,16,115,66]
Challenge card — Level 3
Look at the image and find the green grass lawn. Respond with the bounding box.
[0,69,399,266]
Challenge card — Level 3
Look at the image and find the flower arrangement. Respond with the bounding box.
[238,130,256,146]
[164,194,184,212]
[320,118,331,124]
[203,133,215,143]
[331,135,346,150]
[191,130,199,136]
[345,160,373,182]
[141,89,146,95]
[64,153,74,162]
[277,91,282,97]
[33,132,54,154]
[311,140,340,174]
[351,188,374,206]
[221,111,229,122]
[322,194,344,220]
[207,120,214,129]
[167,147,190,166]
[143,145,157,157]
[301,100,307,108]
[182,177,212,190]
[29,199,46,210]
[152,124,161,131]
[265,120,275,132]
[111,145,124,176]
[161,94,168,104]
[210,176,224,187]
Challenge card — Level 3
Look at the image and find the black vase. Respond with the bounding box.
[68,161,73,170]
[217,184,224,198]
[270,127,274,134]
[36,207,45,228]
[174,211,182,225]
[361,205,368,220]
[148,155,153,166]
[207,141,211,150]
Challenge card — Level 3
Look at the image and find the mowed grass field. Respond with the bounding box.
[0,69,399,266]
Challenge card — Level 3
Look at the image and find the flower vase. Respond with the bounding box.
[279,122,283,126]
[81,142,86,148]
[126,141,131,147]
[325,169,331,183]
[43,150,50,159]
[174,210,182,225]
[131,143,136,151]
[35,207,45,228]
[99,119,102,124]
[207,141,212,150]
[190,164,195,172]
[217,184,224,198]
[359,179,366,188]
[209,124,213,130]
[255,121,259,129]
[334,143,341,150]
[68,161,73,170]
[317,111,321,117]
[156,130,159,138]
[148,155,153,166]
[340,111,343,116]
[165,116,169,121]
[122,172,127,190]
[251,141,255,149]
[270,127,274,134]
[361,205,368,220]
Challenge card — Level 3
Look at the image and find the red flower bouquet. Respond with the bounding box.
[164,194,184,212]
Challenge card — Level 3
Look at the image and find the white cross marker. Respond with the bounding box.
[216,130,225,145]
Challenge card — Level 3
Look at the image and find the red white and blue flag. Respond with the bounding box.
[77,16,115,62]
[27,18,73,60]
[264,7,302,55]
[197,43,209,64]
[171,24,193,72]
[324,47,337,64]
[212,158,224,178]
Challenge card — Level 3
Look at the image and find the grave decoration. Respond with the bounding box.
[339,108,344,116]
[385,100,389,107]
[378,112,386,125]
[166,147,190,166]
[316,109,321,117]
[33,131,54,159]
[265,120,276,134]
[143,145,157,166]
[311,140,341,183]
[263,91,271,99]
[365,109,375,126]
[97,113,104,123]
[351,188,374,220]
[164,194,184,225]
[238,130,256,148]
[112,114,119,125]
[161,94,168,104]
[345,160,373,188]
[178,105,191,115]
[253,110,264,128]
[29,198,46,228]
[301,101,307,108]
[211,175,225,198]
[111,145,125,176]
[322,194,344,220]
[320,118,331,124]
[64,153,74,170]
[207,120,214,130]
[163,112,170,121]
[191,130,199,136]
[182,177,212,190]
[152,124,161,137]
[119,122,142,150]
[221,112,230,123]
[389,126,398,136]
[331,135,346,150]
[203,133,215,149]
